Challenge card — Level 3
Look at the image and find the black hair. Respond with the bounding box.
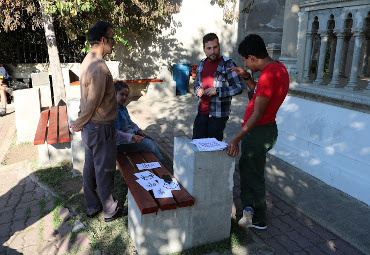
[87,21,113,46]
[203,33,219,46]
[238,34,269,59]
[114,80,129,94]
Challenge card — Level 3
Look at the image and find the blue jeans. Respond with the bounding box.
[117,136,168,169]
[192,114,229,141]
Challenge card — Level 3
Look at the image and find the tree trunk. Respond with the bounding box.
[39,1,66,106]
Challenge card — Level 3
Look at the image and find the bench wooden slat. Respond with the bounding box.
[122,79,163,84]
[34,109,50,145]
[116,152,159,215]
[58,105,70,143]
[47,106,58,144]
[140,151,195,208]
[127,152,178,211]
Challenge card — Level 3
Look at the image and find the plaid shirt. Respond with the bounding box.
[194,56,242,117]
[114,104,141,145]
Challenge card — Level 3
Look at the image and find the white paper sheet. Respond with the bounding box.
[191,138,228,151]
[162,178,181,191]
[135,178,163,191]
[134,171,161,182]
[153,186,173,198]
[136,162,161,170]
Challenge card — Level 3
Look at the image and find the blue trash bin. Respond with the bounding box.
[173,63,191,95]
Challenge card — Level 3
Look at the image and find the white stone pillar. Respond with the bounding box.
[303,32,314,82]
[328,33,346,88]
[345,31,364,91]
[314,32,329,85]
[327,37,337,78]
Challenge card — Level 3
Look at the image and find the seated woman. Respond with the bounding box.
[114,81,168,168]
[0,75,13,117]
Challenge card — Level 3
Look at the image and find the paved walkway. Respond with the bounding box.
[0,109,91,255]
[126,93,367,255]
[0,92,368,254]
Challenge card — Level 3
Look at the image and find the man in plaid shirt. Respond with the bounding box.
[193,33,243,141]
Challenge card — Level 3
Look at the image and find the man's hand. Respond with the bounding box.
[228,66,249,79]
[132,135,144,143]
[204,87,217,96]
[136,130,147,137]
[196,88,204,97]
[70,121,83,132]
[227,137,240,157]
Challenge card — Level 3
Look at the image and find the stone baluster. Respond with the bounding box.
[328,32,346,88]
[359,36,370,78]
[327,37,337,78]
[345,31,364,90]
[339,37,350,78]
[303,31,314,82]
[314,32,329,85]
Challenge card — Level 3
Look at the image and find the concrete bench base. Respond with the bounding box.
[37,142,72,167]
[128,137,235,255]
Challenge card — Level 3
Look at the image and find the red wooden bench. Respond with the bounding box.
[191,65,197,80]
[116,151,194,215]
[34,105,70,145]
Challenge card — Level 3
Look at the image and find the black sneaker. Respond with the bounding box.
[87,207,102,218]
[251,221,267,230]
[0,110,6,117]
[104,208,122,222]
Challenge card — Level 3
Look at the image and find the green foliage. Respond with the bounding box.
[0,0,179,51]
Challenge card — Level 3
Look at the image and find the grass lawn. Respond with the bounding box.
[33,161,253,254]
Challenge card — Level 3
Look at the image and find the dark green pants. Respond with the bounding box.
[239,122,278,223]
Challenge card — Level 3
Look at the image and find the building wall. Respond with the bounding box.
[272,96,370,205]
[114,0,240,79]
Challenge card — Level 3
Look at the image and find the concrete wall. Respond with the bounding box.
[114,0,240,79]
[271,95,370,205]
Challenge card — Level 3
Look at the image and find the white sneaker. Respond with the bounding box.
[238,206,254,228]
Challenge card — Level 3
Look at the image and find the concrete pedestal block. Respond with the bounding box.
[14,88,41,143]
[37,142,72,167]
[31,72,50,87]
[66,98,85,175]
[38,85,53,108]
[128,137,235,255]
[146,66,176,98]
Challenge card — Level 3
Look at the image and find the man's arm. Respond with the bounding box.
[228,66,256,93]
[227,95,270,157]
[74,71,106,128]
[193,63,204,97]
[207,61,243,97]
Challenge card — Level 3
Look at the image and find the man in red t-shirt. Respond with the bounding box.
[227,34,289,230]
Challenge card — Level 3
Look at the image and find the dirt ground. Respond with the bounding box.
[1,139,38,165]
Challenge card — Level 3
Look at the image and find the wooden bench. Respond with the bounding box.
[191,65,197,80]
[116,151,194,215]
[34,105,72,166]
[34,105,70,145]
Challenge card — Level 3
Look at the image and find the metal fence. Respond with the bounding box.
[0,21,86,64]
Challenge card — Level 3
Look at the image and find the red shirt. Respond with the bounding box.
[242,61,289,126]
[199,58,222,114]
